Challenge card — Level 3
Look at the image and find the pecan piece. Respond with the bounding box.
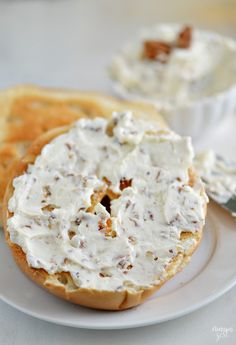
[120,178,132,191]
[143,40,172,61]
[176,26,192,48]
[98,218,116,238]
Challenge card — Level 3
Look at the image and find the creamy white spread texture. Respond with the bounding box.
[110,24,236,106]
[195,150,236,204]
[8,112,206,291]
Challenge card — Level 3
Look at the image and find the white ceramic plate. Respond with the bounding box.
[0,203,236,330]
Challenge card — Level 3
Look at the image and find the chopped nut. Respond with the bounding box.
[99,271,112,278]
[79,240,86,248]
[128,236,137,245]
[105,229,117,239]
[125,200,131,210]
[75,217,82,226]
[68,230,76,240]
[43,185,51,198]
[98,218,116,238]
[120,178,132,191]
[143,40,172,61]
[176,26,192,49]
[42,204,58,212]
[146,250,154,258]
[156,171,161,182]
[129,217,138,227]
[106,122,115,137]
[118,259,126,269]
[98,220,104,231]
[116,286,123,291]
[148,211,154,221]
[65,143,72,150]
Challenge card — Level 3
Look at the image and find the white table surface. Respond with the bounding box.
[0,0,236,344]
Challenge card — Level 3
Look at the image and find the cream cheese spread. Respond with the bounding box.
[7,112,206,291]
[110,24,236,106]
[195,150,236,204]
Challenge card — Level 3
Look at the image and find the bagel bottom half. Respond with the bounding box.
[3,125,206,311]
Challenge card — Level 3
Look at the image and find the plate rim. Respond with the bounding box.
[1,277,236,330]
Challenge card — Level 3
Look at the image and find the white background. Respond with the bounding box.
[0,0,235,344]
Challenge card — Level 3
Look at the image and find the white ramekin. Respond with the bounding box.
[109,26,236,140]
[113,82,236,139]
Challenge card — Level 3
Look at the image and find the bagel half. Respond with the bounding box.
[3,110,207,310]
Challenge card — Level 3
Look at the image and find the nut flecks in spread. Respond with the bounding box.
[143,25,192,62]
[7,112,206,291]
[176,26,192,49]
[195,150,236,204]
[143,40,172,62]
[110,24,236,106]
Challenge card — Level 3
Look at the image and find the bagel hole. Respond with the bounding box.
[101,195,111,214]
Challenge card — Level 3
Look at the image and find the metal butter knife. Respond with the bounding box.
[194,151,236,217]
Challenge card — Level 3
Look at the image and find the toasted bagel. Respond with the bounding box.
[3,110,207,310]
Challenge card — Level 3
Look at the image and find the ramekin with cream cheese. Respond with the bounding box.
[109,24,236,139]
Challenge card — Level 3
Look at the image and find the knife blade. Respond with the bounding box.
[194,150,236,217]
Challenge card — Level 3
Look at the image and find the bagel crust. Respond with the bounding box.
[3,109,207,311]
